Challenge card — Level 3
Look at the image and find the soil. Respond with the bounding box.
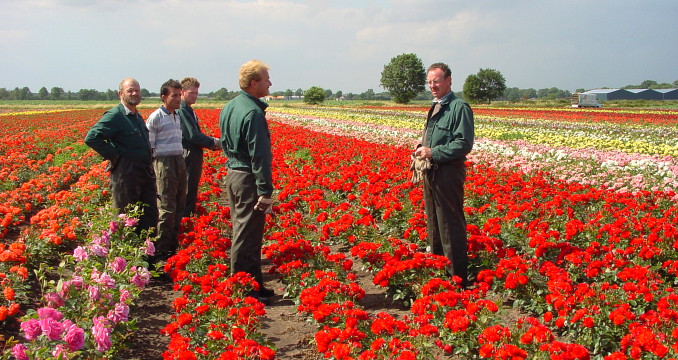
[115,254,412,360]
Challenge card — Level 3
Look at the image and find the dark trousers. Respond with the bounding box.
[423,164,468,286]
[183,147,204,218]
[109,157,159,235]
[153,155,187,261]
[225,170,266,287]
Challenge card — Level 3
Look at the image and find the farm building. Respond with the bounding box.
[626,89,664,100]
[583,88,678,101]
[655,89,678,100]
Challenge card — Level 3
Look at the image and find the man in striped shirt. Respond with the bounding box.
[146,79,187,266]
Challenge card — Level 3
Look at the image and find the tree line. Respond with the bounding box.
[2,62,676,103]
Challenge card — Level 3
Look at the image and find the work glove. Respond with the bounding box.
[210,137,221,150]
[254,195,274,214]
[410,154,431,184]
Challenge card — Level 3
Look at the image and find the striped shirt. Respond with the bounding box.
[146,106,184,157]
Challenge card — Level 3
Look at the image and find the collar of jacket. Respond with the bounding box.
[435,92,457,106]
[240,90,269,111]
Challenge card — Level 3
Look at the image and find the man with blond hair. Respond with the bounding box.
[85,78,158,234]
[219,60,275,304]
[178,77,220,217]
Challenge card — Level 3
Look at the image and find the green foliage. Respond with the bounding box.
[303,86,326,105]
[463,68,507,104]
[380,53,426,104]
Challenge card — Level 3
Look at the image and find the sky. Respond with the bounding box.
[2,0,677,94]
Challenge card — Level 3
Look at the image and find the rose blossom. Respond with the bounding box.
[110,257,127,273]
[88,285,101,301]
[119,288,132,303]
[11,343,28,360]
[44,292,65,308]
[20,319,42,340]
[64,325,85,350]
[39,317,63,341]
[143,238,155,256]
[37,307,63,321]
[73,246,88,261]
[107,302,129,323]
[92,316,112,352]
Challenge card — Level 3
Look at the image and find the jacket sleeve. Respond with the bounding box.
[84,111,120,161]
[245,111,274,196]
[178,107,216,148]
[431,101,474,163]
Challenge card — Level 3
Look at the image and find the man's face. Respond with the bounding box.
[251,69,272,98]
[182,85,199,106]
[427,68,452,100]
[119,80,141,106]
[163,87,182,112]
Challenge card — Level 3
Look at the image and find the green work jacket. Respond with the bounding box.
[219,91,273,196]
[178,100,215,151]
[422,93,474,164]
[84,103,152,163]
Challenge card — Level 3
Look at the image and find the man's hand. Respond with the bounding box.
[254,195,273,214]
[210,137,221,150]
[414,146,432,160]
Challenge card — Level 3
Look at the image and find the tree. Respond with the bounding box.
[380,53,426,104]
[640,80,658,89]
[284,89,293,99]
[324,89,333,99]
[303,86,326,105]
[295,88,303,97]
[335,90,343,100]
[361,89,375,100]
[463,68,506,103]
[37,87,49,100]
[50,87,64,100]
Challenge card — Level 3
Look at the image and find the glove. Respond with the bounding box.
[254,195,274,214]
[210,137,221,150]
[410,154,431,183]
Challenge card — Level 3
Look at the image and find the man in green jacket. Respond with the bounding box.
[84,78,158,234]
[414,63,474,288]
[219,60,275,304]
[178,77,220,218]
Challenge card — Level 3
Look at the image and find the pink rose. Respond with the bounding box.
[39,317,63,341]
[73,246,88,261]
[110,257,127,273]
[64,325,85,350]
[37,307,63,321]
[11,343,28,360]
[20,319,41,340]
[143,239,155,256]
[107,302,129,323]
[92,316,112,352]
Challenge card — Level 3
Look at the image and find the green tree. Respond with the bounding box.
[0,88,9,100]
[463,68,506,103]
[50,87,64,100]
[640,80,658,89]
[295,88,303,97]
[361,89,375,100]
[380,53,426,104]
[303,86,326,105]
[324,89,333,99]
[38,87,49,100]
[335,90,343,100]
[284,89,293,99]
